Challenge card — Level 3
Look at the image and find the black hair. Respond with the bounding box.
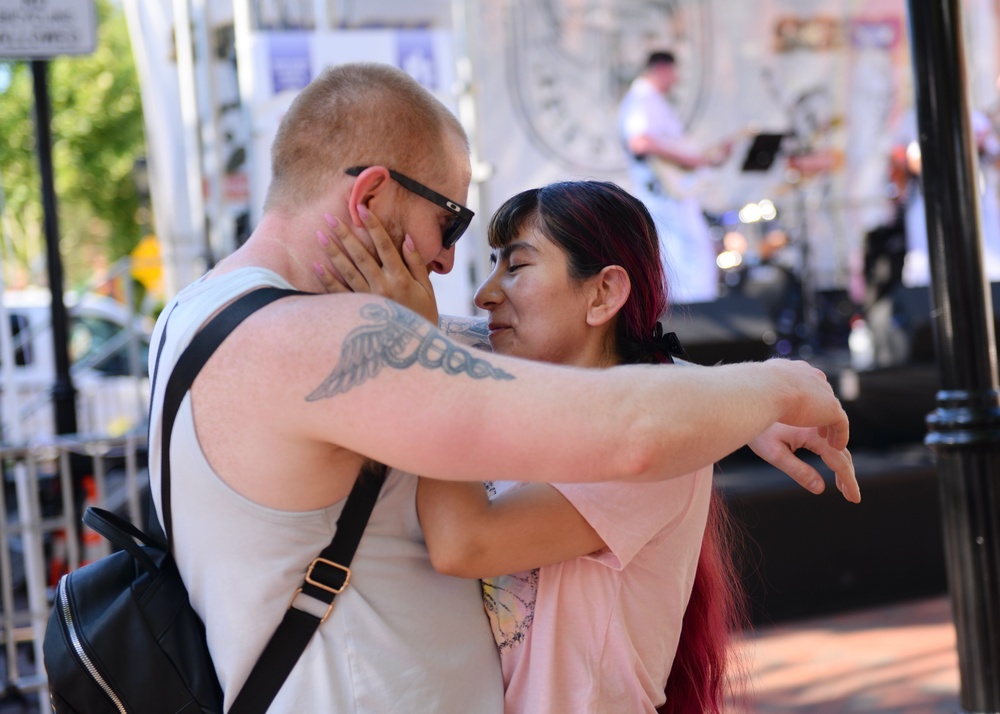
[487,181,671,365]
[646,51,676,67]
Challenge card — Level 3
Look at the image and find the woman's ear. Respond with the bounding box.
[586,265,631,327]
[346,166,392,226]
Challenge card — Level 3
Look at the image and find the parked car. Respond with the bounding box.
[0,289,152,443]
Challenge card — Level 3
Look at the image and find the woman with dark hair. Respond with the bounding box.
[315,180,858,713]
[418,180,742,713]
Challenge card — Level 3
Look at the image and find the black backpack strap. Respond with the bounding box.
[157,285,387,714]
[228,460,387,714]
[83,507,160,573]
[159,287,303,541]
[146,300,179,544]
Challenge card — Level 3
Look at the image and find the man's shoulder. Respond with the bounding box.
[624,76,657,99]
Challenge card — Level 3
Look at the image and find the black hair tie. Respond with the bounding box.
[652,322,687,363]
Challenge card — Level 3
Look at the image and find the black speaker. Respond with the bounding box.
[664,294,777,365]
[720,447,945,625]
[888,282,1000,363]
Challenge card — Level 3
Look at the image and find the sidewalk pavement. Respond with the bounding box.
[727,595,960,713]
[0,596,961,714]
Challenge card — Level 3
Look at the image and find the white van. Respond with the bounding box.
[0,289,152,443]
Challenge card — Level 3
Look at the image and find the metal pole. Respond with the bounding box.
[191,0,228,261]
[30,59,77,437]
[904,1,1000,711]
[314,0,330,30]
[173,0,213,270]
[231,0,259,224]
[451,0,493,313]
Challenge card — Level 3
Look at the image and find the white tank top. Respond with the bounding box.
[148,267,503,712]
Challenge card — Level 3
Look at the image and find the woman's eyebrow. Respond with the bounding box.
[498,241,537,261]
[489,240,538,266]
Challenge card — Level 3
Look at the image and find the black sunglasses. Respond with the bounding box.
[345,166,474,249]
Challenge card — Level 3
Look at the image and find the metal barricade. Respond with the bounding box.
[0,431,148,711]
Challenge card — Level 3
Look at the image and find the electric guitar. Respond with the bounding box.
[647,127,753,201]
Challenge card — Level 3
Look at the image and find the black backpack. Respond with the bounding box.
[45,506,223,713]
[43,288,385,713]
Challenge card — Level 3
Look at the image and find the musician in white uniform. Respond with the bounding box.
[619,51,729,304]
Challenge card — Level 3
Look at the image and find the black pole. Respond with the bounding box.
[904,1,1000,711]
[30,59,77,436]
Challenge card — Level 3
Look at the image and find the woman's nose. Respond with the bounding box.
[474,269,502,310]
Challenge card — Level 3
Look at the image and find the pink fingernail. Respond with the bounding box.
[324,213,339,228]
[316,230,330,246]
[404,234,415,251]
[313,262,324,276]
[357,203,370,220]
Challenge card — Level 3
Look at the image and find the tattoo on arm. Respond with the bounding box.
[438,315,492,352]
[307,302,513,400]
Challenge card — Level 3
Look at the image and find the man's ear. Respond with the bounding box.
[586,265,631,327]
[346,166,392,226]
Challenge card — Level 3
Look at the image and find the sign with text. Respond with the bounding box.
[0,0,97,58]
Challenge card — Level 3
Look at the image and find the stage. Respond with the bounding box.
[669,283,981,625]
[719,442,944,626]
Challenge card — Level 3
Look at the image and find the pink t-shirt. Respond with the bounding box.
[483,467,713,713]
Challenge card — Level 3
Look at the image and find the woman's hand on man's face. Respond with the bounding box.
[313,205,439,325]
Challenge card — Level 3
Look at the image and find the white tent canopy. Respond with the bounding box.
[125,0,1000,310]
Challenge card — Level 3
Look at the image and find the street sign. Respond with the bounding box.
[0,0,97,58]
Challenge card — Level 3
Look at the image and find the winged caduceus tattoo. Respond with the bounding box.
[439,315,492,352]
[306,302,514,401]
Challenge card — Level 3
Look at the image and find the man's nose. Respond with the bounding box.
[429,244,456,275]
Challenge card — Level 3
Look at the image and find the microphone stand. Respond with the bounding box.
[761,69,829,358]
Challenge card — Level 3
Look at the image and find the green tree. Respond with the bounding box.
[0,0,146,292]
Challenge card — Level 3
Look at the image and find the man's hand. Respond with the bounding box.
[749,423,860,503]
[313,206,439,324]
[762,358,851,452]
[703,138,733,167]
[677,356,857,501]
